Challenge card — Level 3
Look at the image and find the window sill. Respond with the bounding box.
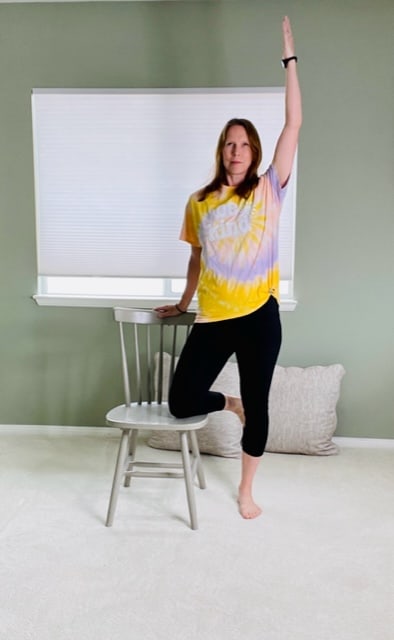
[32,294,298,312]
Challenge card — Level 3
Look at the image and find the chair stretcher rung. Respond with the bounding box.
[191,458,199,476]
[125,471,184,479]
[126,461,183,469]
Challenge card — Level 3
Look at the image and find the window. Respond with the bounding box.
[31,88,298,310]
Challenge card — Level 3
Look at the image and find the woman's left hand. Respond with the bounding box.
[282,15,295,59]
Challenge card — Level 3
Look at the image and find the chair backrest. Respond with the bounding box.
[113,307,195,406]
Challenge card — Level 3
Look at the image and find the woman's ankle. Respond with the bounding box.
[224,396,245,424]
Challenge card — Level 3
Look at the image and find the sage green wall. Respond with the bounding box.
[0,1,393,438]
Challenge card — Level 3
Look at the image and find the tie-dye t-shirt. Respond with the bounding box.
[180,165,287,323]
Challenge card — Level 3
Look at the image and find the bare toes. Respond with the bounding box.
[238,495,262,519]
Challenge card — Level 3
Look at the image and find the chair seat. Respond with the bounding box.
[106,401,208,432]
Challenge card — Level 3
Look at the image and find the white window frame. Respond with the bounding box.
[31,88,298,311]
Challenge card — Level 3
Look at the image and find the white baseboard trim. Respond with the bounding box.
[333,436,394,449]
[1,425,394,448]
[0,424,117,437]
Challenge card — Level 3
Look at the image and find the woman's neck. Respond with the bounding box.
[225,172,246,186]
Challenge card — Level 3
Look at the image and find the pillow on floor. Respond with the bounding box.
[148,353,345,457]
[267,364,345,455]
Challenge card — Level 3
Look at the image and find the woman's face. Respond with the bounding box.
[222,125,253,185]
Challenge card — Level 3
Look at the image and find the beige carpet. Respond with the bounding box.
[0,425,393,640]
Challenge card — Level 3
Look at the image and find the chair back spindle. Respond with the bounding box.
[119,322,131,406]
[156,324,165,405]
[146,324,153,404]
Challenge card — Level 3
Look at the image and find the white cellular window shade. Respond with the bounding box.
[31,88,297,304]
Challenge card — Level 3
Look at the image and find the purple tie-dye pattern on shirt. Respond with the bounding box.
[199,166,283,283]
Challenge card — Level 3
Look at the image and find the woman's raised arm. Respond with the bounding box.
[272,16,302,187]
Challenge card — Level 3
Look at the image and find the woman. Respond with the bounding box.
[155,16,302,519]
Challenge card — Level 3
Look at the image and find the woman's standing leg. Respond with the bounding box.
[235,297,282,518]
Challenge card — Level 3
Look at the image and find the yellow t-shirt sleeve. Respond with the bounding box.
[179,195,201,247]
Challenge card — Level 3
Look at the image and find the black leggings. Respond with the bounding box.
[169,296,282,457]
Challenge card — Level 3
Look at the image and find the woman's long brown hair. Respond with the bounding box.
[197,118,262,201]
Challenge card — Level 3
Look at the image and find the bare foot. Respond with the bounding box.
[224,396,245,425]
[238,491,262,519]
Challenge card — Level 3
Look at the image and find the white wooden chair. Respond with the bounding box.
[105,307,208,530]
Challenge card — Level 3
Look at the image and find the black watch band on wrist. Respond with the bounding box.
[175,303,187,314]
[281,56,298,68]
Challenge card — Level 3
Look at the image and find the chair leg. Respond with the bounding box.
[124,429,138,488]
[189,430,206,490]
[105,429,129,527]
[180,431,198,530]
